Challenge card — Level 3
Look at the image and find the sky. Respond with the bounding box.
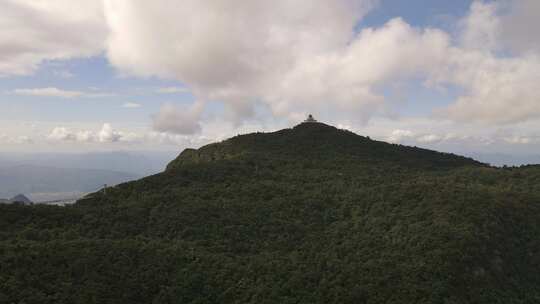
[1,0,540,157]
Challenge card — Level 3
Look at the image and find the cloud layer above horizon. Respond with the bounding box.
[1,0,540,154]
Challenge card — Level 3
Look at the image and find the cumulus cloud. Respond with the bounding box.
[104,0,382,122]
[48,127,77,141]
[74,130,94,142]
[152,103,203,135]
[47,124,139,143]
[416,134,442,144]
[386,128,466,145]
[388,129,415,143]
[434,0,540,124]
[439,51,540,124]
[98,123,122,142]
[102,0,540,126]
[459,1,500,51]
[0,0,106,76]
[48,127,96,142]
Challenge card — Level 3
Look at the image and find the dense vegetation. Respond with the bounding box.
[1,122,540,303]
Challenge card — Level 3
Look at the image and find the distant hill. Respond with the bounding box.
[0,165,138,199]
[0,151,178,176]
[9,194,32,205]
[466,152,540,167]
[1,122,540,303]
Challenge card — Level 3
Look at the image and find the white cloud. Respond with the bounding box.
[459,1,500,51]
[74,130,94,142]
[14,87,84,98]
[379,120,540,148]
[0,0,107,76]
[388,129,415,143]
[503,135,535,145]
[0,133,33,144]
[48,127,96,142]
[13,87,116,99]
[434,1,540,124]
[97,123,140,143]
[122,102,141,108]
[386,129,463,145]
[152,103,203,135]
[439,51,540,124]
[104,0,381,123]
[48,127,76,141]
[157,87,188,94]
[416,134,442,144]
[47,124,139,143]
[98,123,121,142]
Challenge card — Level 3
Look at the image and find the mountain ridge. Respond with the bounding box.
[168,122,483,170]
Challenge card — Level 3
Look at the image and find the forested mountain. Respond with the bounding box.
[2,122,540,303]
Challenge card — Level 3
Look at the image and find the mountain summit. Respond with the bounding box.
[1,123,540,303]
[167,121,481,171]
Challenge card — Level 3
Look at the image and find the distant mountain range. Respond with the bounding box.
[0,151,177,176]
[0,151,177,201]
[0,165,138,200]
[466,152,540,167]
[0,194,33,205]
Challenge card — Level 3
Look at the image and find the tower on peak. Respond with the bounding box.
[304,114,317,123]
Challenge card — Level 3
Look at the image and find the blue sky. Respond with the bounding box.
[0,56,191,123]
[362,0,473,28]
[1,0,539,156]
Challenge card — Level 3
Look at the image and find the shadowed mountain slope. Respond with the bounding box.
[1,122,539,304]
[167,122,482,170]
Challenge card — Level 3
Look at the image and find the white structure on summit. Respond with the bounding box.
[304,114,317,123]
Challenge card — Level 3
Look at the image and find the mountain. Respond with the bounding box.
[1,122,540,303]
[9,194,32,205]
[0,165,139,200]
